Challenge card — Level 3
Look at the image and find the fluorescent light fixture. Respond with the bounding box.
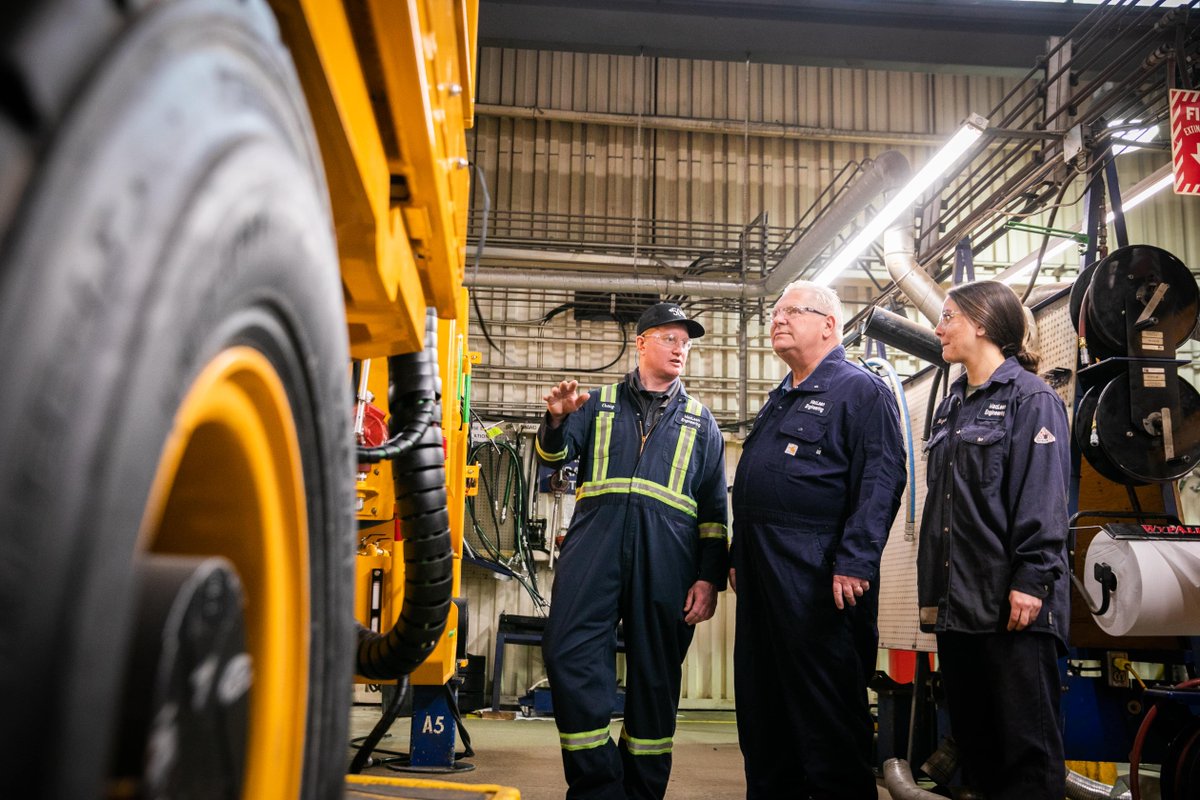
[812,113,988,286]
[997,164,1174,284]
[1109,118,1158,156]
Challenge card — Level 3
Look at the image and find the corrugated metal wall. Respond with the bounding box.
[461,44,1200,708]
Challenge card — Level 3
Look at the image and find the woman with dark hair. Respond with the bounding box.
[918,280,1071,800]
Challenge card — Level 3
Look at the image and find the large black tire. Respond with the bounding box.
[0,1,354,797]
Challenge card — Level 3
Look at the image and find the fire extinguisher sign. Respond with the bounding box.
[1171,88,1200,196]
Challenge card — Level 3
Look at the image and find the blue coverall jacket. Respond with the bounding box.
[536,374,728,800]
[731,345,906,800]
[917,356,1071,646]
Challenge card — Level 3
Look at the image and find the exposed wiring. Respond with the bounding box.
[469,163,505,361]
[1020,175,1076,304]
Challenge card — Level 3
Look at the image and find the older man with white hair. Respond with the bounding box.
[730,280,906,800]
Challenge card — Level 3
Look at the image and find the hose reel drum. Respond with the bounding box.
[1072,245,1200,483]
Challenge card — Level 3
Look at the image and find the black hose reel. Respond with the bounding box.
[1072,245,1200,484]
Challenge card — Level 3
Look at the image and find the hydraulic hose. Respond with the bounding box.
[354,309,455,680]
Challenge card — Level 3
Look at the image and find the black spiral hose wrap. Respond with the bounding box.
[355,309,455,680]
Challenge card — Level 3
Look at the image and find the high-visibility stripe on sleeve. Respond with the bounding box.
[559,727,612,752]
[535,437,568,462]
[698,522,727,541]
[620,728,673,756]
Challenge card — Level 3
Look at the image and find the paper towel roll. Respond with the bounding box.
[1083,535,1200,636]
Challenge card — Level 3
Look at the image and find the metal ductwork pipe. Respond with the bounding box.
[859,306,946,367]
[1065,770,1131,800]
[881,759,949,800]
[467,150,914,300]
[884,759,1131,800]
[883,214,946,327]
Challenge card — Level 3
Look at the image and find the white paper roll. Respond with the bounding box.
[1083,535,1200,636]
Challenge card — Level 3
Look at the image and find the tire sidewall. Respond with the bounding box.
[0,1,353,796]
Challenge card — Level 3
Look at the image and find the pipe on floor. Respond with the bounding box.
[885,758,1131,800]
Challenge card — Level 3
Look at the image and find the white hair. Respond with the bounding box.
[779,279,845,333]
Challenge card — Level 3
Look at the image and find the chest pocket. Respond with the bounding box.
[768,414,828,473]
[956,424,1006,485]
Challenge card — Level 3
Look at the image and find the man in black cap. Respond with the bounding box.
[536,302,729,800]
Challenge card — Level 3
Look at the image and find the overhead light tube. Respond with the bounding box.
[813,112,989,286]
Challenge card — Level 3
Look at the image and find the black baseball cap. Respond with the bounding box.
[635,302,705,338]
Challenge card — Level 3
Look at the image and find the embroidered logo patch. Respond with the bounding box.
[982,401,1008,418]
[1034,426,1056,444]
[785,443,798,456]
[802,398,828,415]
[680,413,703,429]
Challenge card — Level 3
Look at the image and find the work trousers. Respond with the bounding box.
[543,521,696,800]
[936,631,1065,800]
[733,516,879,800]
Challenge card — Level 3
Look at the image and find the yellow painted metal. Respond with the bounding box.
[138,347,309,800]
[345,773,521,799]
[356,357,396,522]
[363,0,476,318]
[464,463,480,497]
[269,0,477,356]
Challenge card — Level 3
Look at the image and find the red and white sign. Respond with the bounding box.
[1170,88,1200,195]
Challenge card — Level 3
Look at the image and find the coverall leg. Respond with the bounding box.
[543,523,624,800]
[733,515,878,800]
[937,632,1065,800]
[618,519,696,800]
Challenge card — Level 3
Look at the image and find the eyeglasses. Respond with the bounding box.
[642,332,693,351]
[939,309,962,323]
[770,305,829,322]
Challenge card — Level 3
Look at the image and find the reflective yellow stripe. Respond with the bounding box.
[535,437,568,462]
[620,728,673,756]
[629,478,697,516]
[668,397,703,495]
[698,522,727,541]
[576,477,698,517]
[591,383,618,482]
[560,727,611,752]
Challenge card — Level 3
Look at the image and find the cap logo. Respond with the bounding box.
[668,307,684,318]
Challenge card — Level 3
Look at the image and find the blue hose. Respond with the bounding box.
[865,357,917,540]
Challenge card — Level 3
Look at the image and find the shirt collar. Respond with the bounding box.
[627,369,683,401]
[777,344,845,394]
[949,355,1022,399]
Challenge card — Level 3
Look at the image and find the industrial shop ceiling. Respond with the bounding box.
[465,0,1198,427]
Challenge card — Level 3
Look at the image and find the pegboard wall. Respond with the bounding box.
[877,290,1078,652]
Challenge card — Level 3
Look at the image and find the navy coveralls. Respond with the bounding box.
[917,357,1070,800]
[731,346,906,800]
[537,374,728,800]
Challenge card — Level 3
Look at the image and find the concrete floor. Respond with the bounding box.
[348,705,893,799]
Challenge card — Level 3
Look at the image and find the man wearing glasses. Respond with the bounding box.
[730,280,906,800]
[536,302,729,800]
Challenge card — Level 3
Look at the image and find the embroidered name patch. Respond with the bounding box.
[599,401,617,412]
[1034,426,1056,444]
[680,413,703,429]
[802,398,828,415]
[981,402,1007,418]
